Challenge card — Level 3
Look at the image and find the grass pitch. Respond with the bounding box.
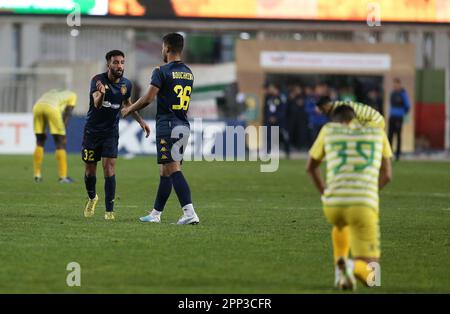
[0,155,449,293]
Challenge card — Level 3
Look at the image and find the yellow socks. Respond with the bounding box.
[354,260,372,284]
[34,147,69,179]
[33,146,44,177]
[332,226,350,263]
[55,149,68,178]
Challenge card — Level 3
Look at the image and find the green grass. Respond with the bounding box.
[0,155,449,293]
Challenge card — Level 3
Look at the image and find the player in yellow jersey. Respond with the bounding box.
[306,105,393,290]
[32,89,77,183]
[316,95,386,286]
[317,96,385,129]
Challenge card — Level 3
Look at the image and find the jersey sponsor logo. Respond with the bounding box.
[101,101,121,109]
[120,84,127,95]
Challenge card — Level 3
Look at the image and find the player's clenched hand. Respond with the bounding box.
[121,107,130,118]
[141,122,151,138]
[96,80,106,94]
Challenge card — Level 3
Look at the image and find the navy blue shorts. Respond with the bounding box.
[81,131,119,163]
[156,118,190,164]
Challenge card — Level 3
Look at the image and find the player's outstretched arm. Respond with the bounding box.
[62,106,74,127]
[123,98,151,138]
[121,84,159,118]
[306,157,326,195]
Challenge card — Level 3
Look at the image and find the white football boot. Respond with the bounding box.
[139,211,161,223]
[336,257,356,291]
[176,212,200,225]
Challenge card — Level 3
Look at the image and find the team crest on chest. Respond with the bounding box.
[120,84,127,95]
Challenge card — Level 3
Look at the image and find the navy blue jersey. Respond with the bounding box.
[85,72,132,136]
[150,61,194,124]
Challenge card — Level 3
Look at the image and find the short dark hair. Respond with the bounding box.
[105,50,125,63]
[394,77,401,84]
[163,33,184,54]
[330,105,356,123]
[316,96,331,108]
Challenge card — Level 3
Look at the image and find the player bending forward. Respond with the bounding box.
[306,105,392,290]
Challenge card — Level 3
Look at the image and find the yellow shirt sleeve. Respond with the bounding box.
[309,126,327,161]
[382,131,393,158]
[341,101,385,129]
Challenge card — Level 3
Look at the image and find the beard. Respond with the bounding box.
[111,68,124,79]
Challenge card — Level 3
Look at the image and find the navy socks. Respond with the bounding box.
[84,175,96,199]
[154,176,173,211]
[104,175,116,212]
[170,171,192,208]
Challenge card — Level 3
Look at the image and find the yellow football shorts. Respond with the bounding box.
[33,103,66,135]
[323,205,380,259]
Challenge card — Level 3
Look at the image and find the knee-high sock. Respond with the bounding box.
[154,176,172,212]
[354,260,373,285]
[105,175,116,212]
[55,149,68,178]
[33,146,44,177]
[170,171,192,208]
[84,175,97,199]
[332,226,350,263]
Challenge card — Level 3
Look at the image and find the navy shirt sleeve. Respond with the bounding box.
[126,81,132,100]
[90,76,98,94]
[150,67,163,89]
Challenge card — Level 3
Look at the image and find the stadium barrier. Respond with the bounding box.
[0,114,247,159]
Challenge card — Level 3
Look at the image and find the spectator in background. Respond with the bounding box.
[329,87,340,101]
[366,88,384,116]
[340,86,356,102]
[315,82,329,98]
[389,78,410,161]
[287,85,309,150]
[263,83,290,158]
[305,84,328,146]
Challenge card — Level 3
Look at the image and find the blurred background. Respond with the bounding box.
[0,0,449,157]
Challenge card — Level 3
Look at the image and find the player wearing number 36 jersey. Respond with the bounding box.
[306,105,392,291]
[122,33,199,225]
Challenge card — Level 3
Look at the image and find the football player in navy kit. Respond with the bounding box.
[83,50,150,220]
[122,33,200,225]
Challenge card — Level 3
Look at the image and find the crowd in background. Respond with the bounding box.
[262,81,384,155]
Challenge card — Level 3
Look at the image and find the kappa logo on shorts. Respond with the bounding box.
[160,139,167,145]
[161,154,168,160]
[160,147,168,152]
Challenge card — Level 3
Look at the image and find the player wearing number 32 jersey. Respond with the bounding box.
[122,33,199,225]
[306,105,392,290]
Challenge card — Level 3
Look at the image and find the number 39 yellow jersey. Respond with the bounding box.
[309,121,393,210]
